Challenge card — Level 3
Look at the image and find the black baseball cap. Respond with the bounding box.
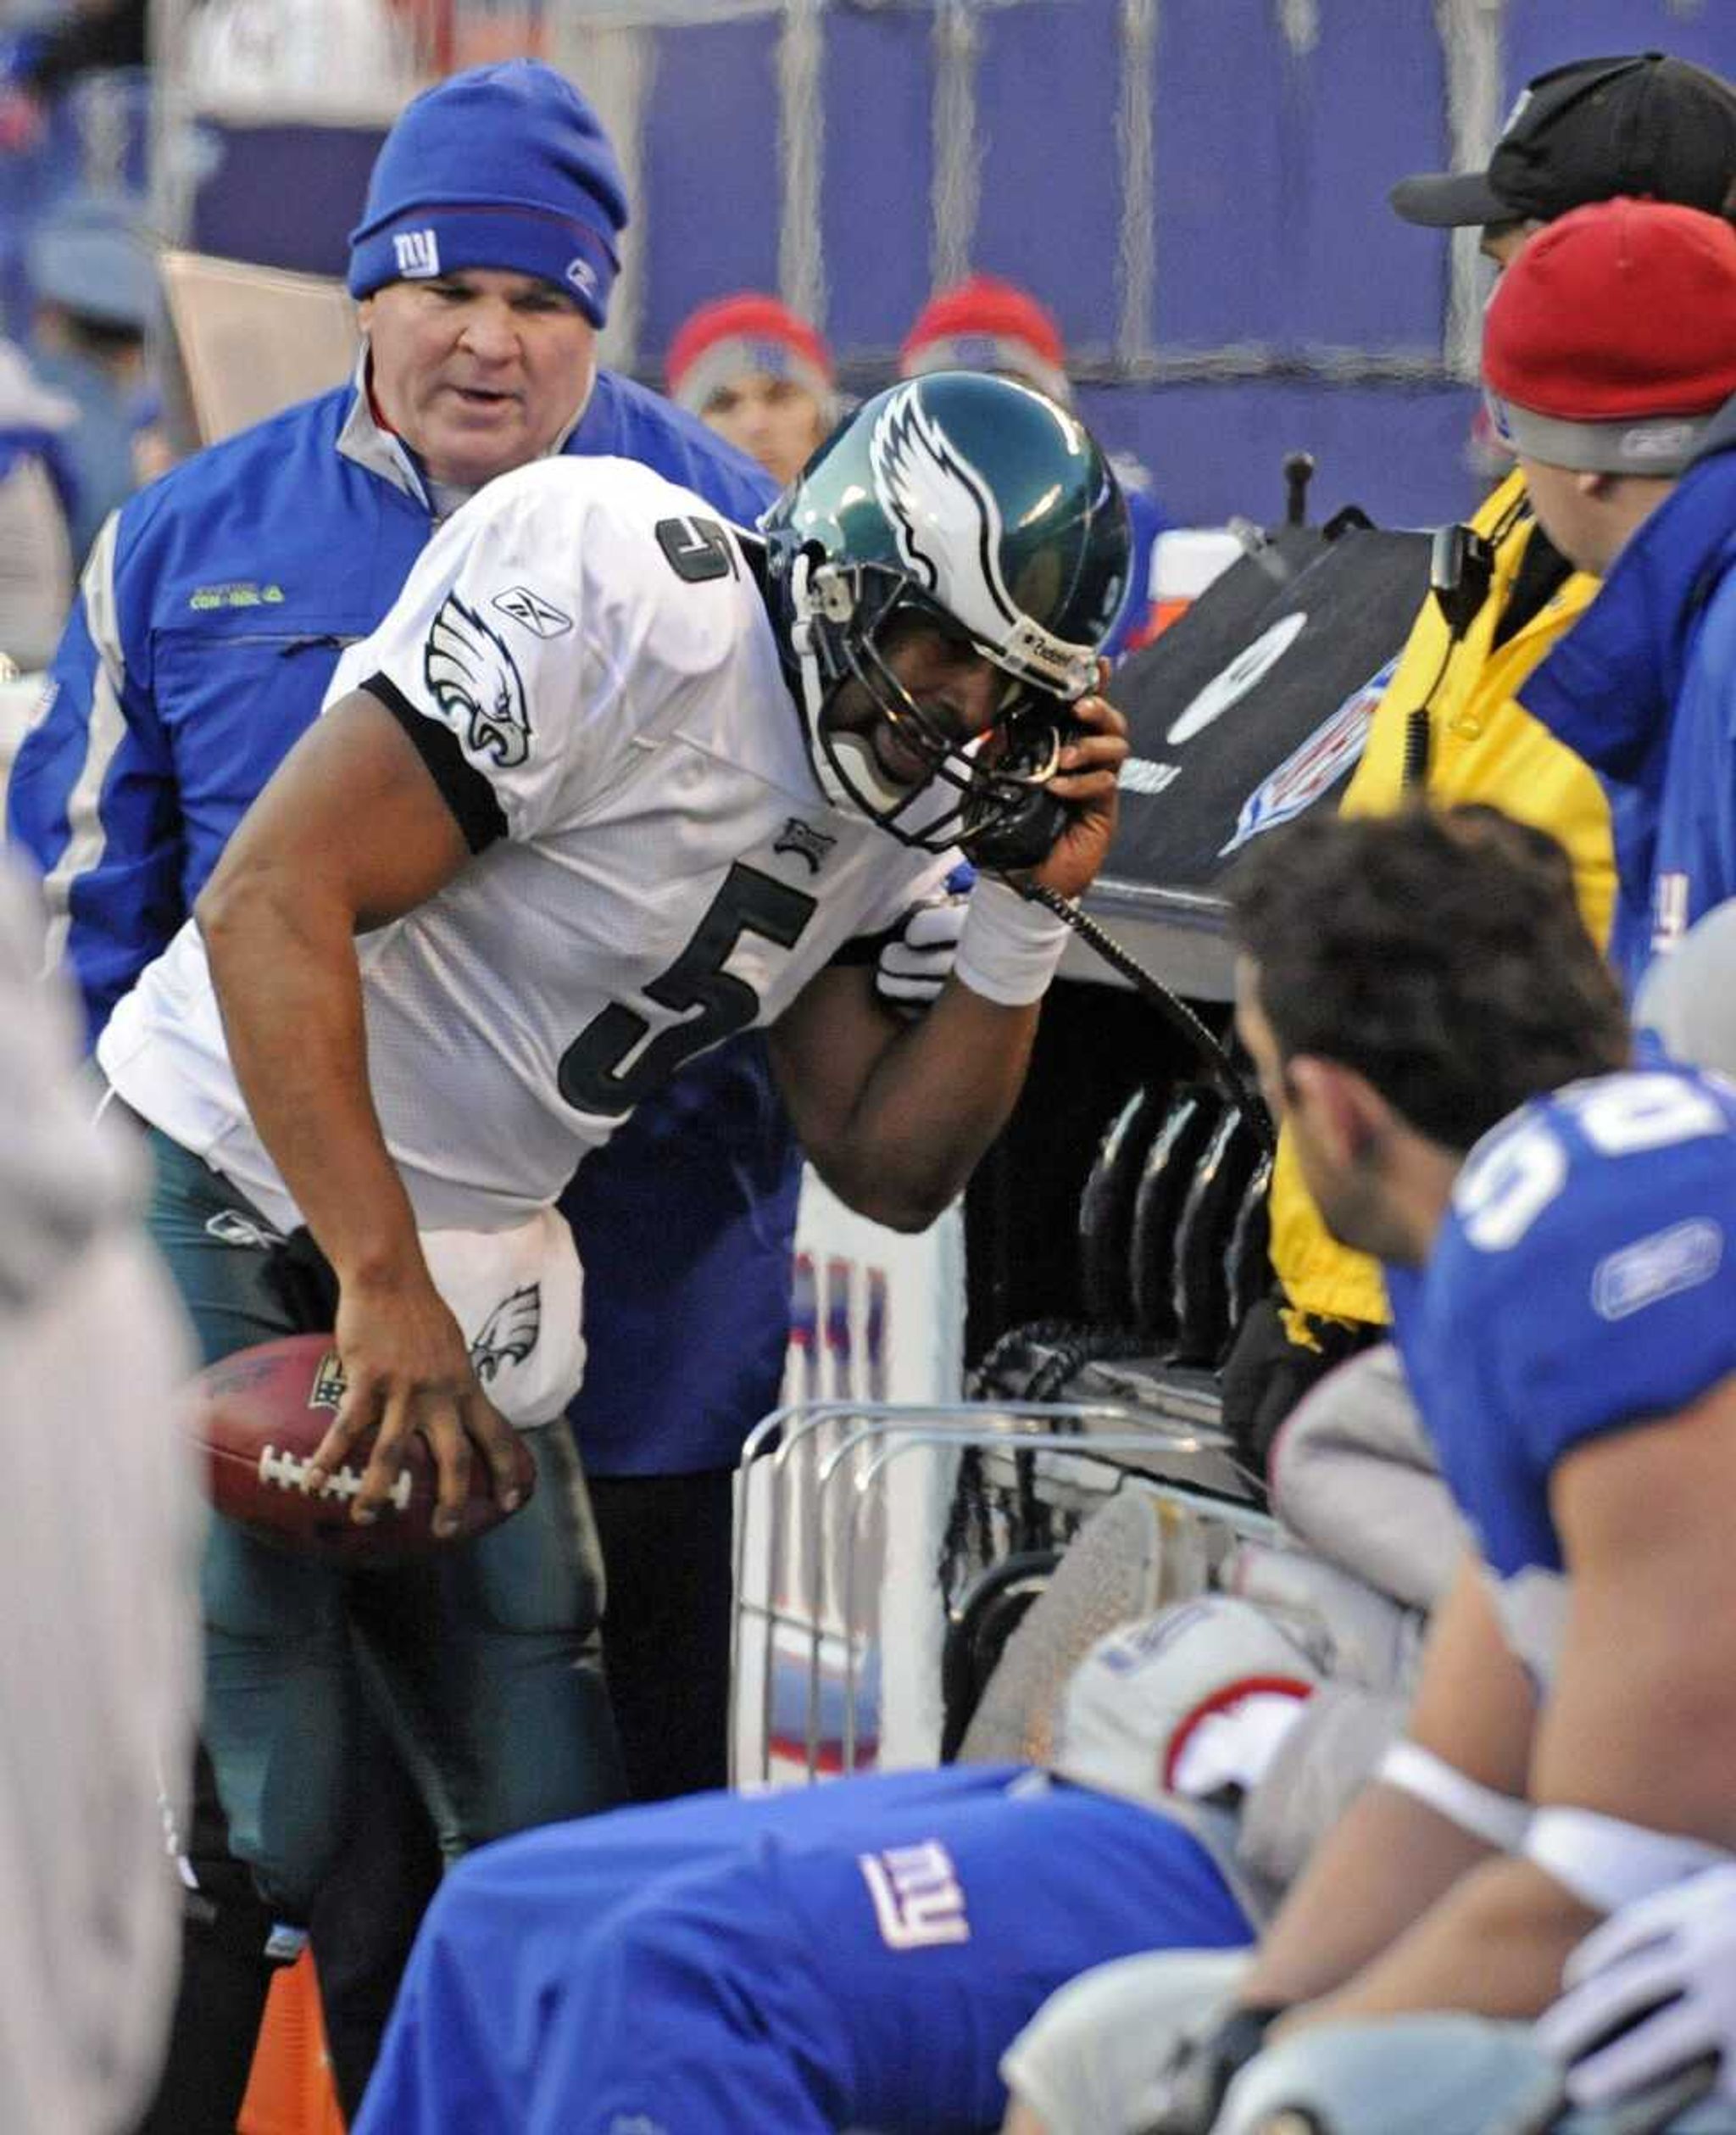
[1390,52,1736,229]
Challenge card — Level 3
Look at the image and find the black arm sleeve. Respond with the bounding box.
[364,676,507,856]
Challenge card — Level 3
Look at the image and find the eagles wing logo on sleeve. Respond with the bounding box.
[425,594,533,769]
[868,385,1018,648]
[469,1284,542,1384]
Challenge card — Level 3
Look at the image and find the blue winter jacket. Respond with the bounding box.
[1521,397,1736,999]
[8,364,803,1473]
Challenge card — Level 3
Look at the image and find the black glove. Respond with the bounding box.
[1133,2004,1285,2135]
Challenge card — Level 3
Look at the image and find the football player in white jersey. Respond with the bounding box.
[1004,805,1736,2135]
[94,366,1132,2072]
[104,369,1130,1509]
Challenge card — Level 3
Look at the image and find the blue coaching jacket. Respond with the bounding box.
[8,364,804,1474]
[1521,397,1736,1000]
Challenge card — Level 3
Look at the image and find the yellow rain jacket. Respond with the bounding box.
[1267,471,1616,1334]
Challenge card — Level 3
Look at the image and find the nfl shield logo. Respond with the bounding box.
[1219,655,1394,856]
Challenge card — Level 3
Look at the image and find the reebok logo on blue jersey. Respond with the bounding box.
[1592,1218,1722,1321]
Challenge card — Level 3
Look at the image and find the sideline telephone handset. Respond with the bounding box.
[959,712,1085,872]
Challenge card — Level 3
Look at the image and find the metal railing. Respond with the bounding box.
[732,1396,1277,1787]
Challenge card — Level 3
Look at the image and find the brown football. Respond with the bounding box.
[186,1332,537,1564]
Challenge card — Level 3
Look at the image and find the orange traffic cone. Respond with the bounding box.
[237,1949,347,2135]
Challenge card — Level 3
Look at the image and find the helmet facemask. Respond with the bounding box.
[787,547,1077,854]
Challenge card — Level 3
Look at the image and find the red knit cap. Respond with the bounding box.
[1483,198,1736,476]
[899,273,1071,404]
[665,293,835,418]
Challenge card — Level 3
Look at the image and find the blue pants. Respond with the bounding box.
[355,1764,1254,2134]
[143,1125,622,1919]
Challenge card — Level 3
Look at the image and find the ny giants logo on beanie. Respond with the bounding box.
[348,59,629,328]
[392,229,440,279]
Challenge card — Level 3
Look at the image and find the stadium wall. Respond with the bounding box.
[164,0,1733,532]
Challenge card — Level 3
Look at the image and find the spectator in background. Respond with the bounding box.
[1493,201,1736,995]
[1223,50,1736,1479]
[0,0,145,153]
[0,335,74,666]
[899,271,1170,657]
[8,57,801,2130]
[667,289,838,488]
[184,0,417,118]
[25,190,163,559]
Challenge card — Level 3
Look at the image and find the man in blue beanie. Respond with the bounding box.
[8,56,829,2132]
[348,59,626,294]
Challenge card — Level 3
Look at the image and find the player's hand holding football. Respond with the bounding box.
[1030,669,1128,903]
[309,1263,526,1540]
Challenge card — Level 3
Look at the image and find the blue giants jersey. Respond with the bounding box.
[1390,1068,1736,1684]
[353,1764,1251,2135]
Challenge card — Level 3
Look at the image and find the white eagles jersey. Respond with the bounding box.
[99,455,953,1232]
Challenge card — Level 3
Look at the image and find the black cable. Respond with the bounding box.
[1008,876,1277,1159]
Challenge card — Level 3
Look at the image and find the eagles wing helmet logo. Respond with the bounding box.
[425,594,533,769]
[470,1284,542,1385]
[868,384,1018,641]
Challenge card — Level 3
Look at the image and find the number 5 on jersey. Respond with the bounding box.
[558,862,816,1115]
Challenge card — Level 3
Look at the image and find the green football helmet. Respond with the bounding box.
[761,371,1131,851]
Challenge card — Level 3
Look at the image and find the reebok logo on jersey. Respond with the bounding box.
[859,1841,970,1950]
[1592,1218,1722,1322]
[426,594,532,769]
[469,1284,541,1383]
[773,818,836,875]
[492,586,573,639]
[393,228,441,278]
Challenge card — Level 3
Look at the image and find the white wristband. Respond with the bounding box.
[1377,1740,1533,1853]
[1526,1807,1731,1916]
[952,878,1071,1006]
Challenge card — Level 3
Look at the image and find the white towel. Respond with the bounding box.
[421,1207,585,1429]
